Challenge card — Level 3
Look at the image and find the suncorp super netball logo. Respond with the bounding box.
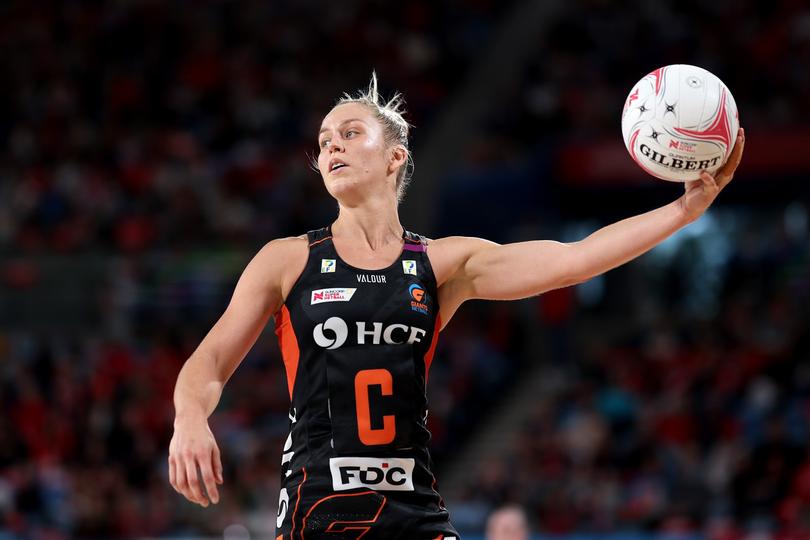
[408,284,429,315]
[311,288,357,305]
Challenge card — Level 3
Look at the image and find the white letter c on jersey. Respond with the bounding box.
[313,317,348,349]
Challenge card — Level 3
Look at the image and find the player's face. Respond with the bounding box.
[317,103,393,201]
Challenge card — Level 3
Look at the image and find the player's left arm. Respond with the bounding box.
[439,128,745,307]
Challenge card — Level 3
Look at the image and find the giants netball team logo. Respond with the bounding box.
[408,284,429,315]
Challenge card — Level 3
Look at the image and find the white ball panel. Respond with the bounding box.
[621,64,739,182]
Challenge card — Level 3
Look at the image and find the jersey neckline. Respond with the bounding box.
[327,223,409,273]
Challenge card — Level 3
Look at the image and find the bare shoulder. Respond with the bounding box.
[247,234,309,304]
[424,235,500,330]
[260,234,309,254]
[425,235,499,286]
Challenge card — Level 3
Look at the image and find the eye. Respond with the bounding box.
[319,138,331,149]
[345,129,358,138]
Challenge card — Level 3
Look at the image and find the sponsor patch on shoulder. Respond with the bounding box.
[321,259,336,273]
[402,260,417,275]
[311,288,357,305]
[329,457,415,491]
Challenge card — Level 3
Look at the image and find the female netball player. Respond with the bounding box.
[168,75,745,539]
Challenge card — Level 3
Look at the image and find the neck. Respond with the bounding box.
[332,196,403,251]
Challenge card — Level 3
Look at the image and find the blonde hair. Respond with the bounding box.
[335,73,414,202]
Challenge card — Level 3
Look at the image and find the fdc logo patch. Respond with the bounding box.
[329,457,415,491]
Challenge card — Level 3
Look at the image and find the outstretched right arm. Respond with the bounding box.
[168,236,307,507]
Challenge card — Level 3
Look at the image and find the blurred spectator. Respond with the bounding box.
[485,504,530,540]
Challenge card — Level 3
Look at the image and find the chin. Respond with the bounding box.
[325,177,359,198]
[330,179,383,207]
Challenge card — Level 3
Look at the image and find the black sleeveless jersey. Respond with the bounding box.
[272,226,460,540]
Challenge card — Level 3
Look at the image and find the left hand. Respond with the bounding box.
[678,127,746,222]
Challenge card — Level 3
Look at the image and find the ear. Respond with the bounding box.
[387,145,408,175]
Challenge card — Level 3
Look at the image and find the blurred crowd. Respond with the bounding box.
[0,1,526,538]
[2,0,809,539]
[456,211,810,539]
[0,0,509,255]
[476,0,810,147]
[440,0,810,242]
[3,0,810,256]
[0,294,526,539]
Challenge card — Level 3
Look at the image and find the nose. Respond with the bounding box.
[328,136,344,153]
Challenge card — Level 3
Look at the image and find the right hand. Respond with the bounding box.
[677,127,745,223]
[168,416,224,507]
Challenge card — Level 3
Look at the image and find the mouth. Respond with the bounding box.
[329,159,348,173]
